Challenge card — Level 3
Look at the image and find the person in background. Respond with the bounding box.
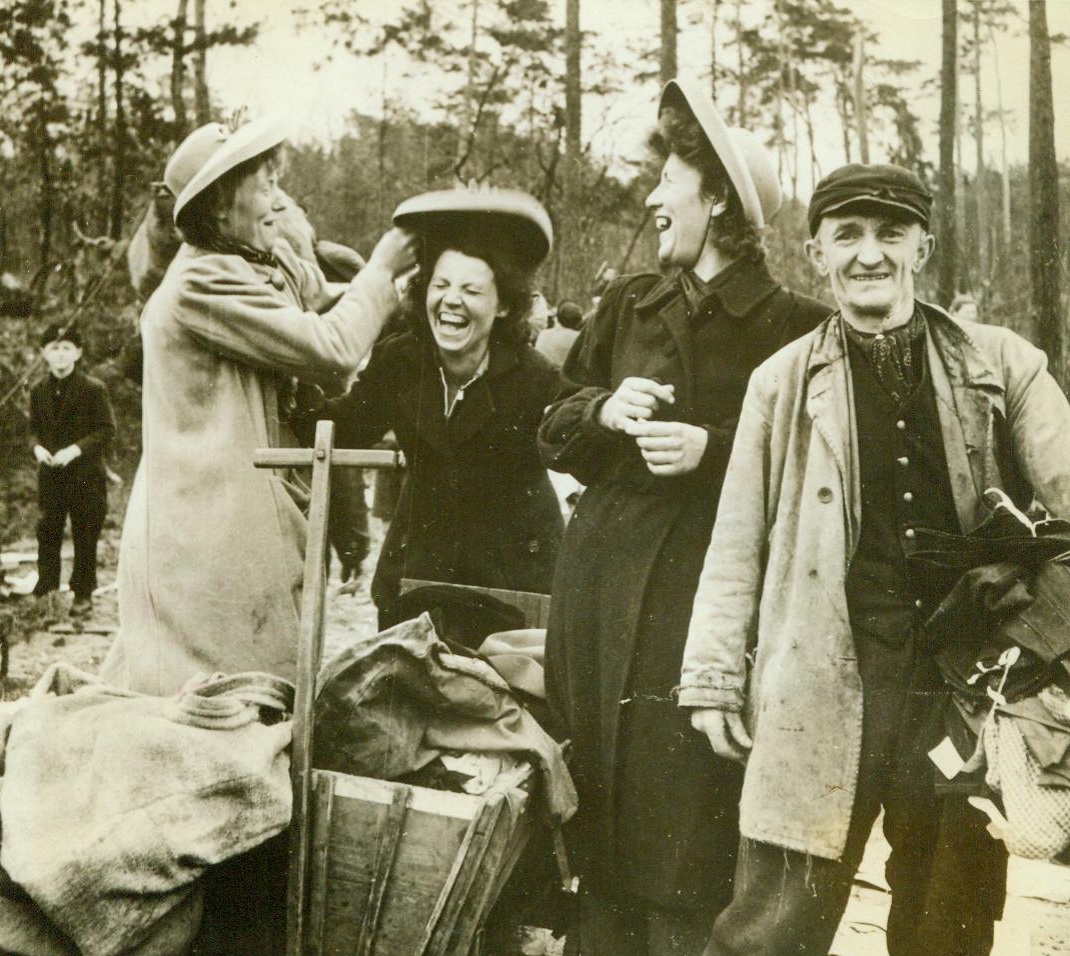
[949,291,979,322]
[317,188,564,630]
[30,324,116,617]
[102,116,415,695]
[538,79,827,955]
[680,163,1070,955]
[526,289,551,344]
[535,299,584,368]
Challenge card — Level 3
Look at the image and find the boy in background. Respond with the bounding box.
[30,325,115,616]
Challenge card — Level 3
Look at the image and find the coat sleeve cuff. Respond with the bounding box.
[676,681,744,712]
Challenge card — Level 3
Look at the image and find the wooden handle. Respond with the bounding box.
[253,448,399,470]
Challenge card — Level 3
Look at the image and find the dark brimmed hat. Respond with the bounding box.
[658,79,782,228]
[808,163,933,236]
[40,324,81,348]
[392,187,553,272]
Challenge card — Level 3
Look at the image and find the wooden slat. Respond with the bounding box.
[357,785,412,956]
[306,772,337,956]
[414,796,505,956]
[398,579,552,629]
[285,421,335,956]
[253,448,400,470]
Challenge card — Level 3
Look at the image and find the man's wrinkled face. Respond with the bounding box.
[806,211,934,325]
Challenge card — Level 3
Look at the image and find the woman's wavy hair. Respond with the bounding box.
[406,225,534,350]
[649,106,765,263]
[176,145,286,248]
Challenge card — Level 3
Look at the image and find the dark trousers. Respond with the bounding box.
[566,888,717,956]
[707,633,1007,956]
[34,468,107,600]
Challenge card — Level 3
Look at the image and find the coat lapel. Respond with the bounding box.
[634,275,693,408]
[806,316,861,549]
[924,301,1006,532]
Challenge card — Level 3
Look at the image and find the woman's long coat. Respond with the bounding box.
[101,243,397,695]
[324,330,565,617]
[538,260,827,911]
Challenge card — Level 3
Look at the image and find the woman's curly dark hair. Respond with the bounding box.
[649,106,765,263]
[176,145,286,248]
[406,223,534,351]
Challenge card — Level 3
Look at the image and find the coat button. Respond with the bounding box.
[903,491,914,503]
[818,487,834,503]
[915,598,924,609]
[896,419,906,430]
[897,456,909,467]
[528,540,541,553]
[904,528,916,539]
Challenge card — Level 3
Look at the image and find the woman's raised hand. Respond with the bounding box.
[366,227,419,280]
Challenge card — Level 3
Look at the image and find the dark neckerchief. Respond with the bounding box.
[678,269,714,314]
[844,306,926,406]
[199,224,279,268]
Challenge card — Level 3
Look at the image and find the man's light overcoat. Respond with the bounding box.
[680,302,1070,860]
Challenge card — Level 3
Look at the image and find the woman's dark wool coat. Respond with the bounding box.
[326,330,565,618]
[538,260,828,912]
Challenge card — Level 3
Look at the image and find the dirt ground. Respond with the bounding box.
[3,514,1069,954]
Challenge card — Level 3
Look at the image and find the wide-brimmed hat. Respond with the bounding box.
[392,186,553,271]
[658,79,781,228]
[166,116,288,227]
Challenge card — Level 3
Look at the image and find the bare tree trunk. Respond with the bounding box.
[193,0,209,124]
[852,31,869,163]
[936,0,957,307]
[709,0,719,101]
[35,121,55,269]
[563,0,582,297]
[735,0,746,125]
[989,21,1012,258]
[97,0,109,233]
[171,0,189,135]
[972,1,987,285]
[1028,0,1064,385]
[456,0,478,168]
[660,0,677,85]
[110,0,126,241]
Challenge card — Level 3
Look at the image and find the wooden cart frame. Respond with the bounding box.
[255,421,552,956]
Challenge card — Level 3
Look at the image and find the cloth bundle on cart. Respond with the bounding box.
[0,664,293,956]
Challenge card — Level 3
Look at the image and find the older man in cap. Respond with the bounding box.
[539,81,826,955]
[680,163,1070,954]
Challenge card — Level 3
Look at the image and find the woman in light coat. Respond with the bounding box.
[102,117,415,695]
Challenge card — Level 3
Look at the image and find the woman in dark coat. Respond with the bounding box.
[324,190,564,627]
[538,80,829,955]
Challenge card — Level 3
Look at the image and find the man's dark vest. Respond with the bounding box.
[845,334,960,643]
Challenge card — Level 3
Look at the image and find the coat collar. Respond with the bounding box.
[805,300,1004,394]
[633,255,781,320]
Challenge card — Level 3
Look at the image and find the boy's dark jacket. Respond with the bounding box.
[29,370,116,475]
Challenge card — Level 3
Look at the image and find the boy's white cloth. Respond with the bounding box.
[0,664,293,956]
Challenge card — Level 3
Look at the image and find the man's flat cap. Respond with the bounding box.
[808,163,933,235]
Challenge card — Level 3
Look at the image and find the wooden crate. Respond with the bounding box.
[305,765,536,956]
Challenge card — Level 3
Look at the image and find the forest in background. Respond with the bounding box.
[0,0,1067,540]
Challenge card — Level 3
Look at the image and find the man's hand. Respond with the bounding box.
[33,445,53,466]
[690,707,752,763]
[50,445,82,468]
[627,420,708,476]
[598,377,675,432]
